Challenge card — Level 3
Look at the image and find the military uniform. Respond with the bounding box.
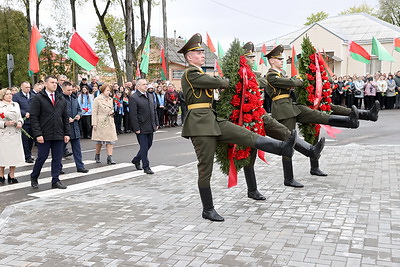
[179,34,296,222]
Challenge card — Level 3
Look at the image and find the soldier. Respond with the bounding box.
[179,33,297,222]
[262,44,361,187]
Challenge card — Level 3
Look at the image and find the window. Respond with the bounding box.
[172,70,184,79]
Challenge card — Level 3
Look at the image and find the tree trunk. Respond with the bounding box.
[93,0,123,85]
[146,0,151,35]
[35,0,42,28]
[139,0,145,42]
[131,6,137,81]
[124,0,133,83]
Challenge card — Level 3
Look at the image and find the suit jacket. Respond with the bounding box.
[30,89,70,141]
[129,90,158,134]
[180,65,227,138]
[264,68,303,121]
[12,91,34,125]
[63,93,82,139]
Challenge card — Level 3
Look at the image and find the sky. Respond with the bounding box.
[7,0,381,52]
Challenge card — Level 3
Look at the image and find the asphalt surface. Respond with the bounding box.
[0,109,399,266]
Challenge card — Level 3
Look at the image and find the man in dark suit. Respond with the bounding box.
[179,33,297,222]
[129,79,158,175]
[30,75,70,189]
[12,81,35,163]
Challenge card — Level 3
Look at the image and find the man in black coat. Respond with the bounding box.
[30,75,70,189]
[12,81,35,163]
[129,79,158,174]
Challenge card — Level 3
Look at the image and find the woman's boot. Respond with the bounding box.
[107,155,116,165]
[95,154,101,163]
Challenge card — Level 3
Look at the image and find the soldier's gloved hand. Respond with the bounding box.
[294,74,303,82]
[220,78,230,89]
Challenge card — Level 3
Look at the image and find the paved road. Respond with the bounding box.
[0,109,399,266]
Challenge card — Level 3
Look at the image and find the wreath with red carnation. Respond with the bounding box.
[295,36,333,144]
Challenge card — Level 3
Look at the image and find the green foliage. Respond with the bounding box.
[91,14,125,67]
[0,7,29,88]
[296,35,317,144]
[339,3,376,16]
[39,24,73,79]
[377,0,400,27]
[304,11,329,26]
[215,39,250,175]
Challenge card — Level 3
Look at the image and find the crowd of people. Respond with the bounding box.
[331,71,400,110]
[0,75,187,188]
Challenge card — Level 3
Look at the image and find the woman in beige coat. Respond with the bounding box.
[0,88,25,183]
[91,83,118,164]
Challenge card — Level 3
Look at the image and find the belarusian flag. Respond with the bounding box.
[291,44,298,76]
[348,40,371,64]
[260,43,268,66]
[394,37,400,53]
[217,42,225,59]
[206,32,216,53]
[140,32,151,74]
[68,31,99,71]
[28,25,46,76]
[214,59,223,77]
[160,47,167,80]
[371,36,395,62]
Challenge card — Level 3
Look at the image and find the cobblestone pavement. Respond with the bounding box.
[0,145,399,266]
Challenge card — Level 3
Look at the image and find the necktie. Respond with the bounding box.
[50,93,55,106]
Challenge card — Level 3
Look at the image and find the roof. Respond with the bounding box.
[152,36,218,68]
[257,13,400,49]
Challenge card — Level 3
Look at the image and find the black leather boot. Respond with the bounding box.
[282,157,304,188]
[328,106,359,128]
[199,187,224,222]
[244,149,266,201]
[294,137,325,160]
[95,154,101,163]
[255,130,296,158]
[107,155,116,165]
[310,159,327,176]
[358,100,379,121]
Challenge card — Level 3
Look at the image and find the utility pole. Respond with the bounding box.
[162,0,169,80]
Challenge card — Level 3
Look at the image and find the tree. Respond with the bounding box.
[339,3,376,16]
[0,7,29,88]
[120,0,134,82]
[304,11,329,26]
[378,0,400,27]
[93,0,124,85]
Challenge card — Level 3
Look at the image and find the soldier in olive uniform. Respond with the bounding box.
[262,44,362,187]
[239,42,325,193]
[179,34,297,222]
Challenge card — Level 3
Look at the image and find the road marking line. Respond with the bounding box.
[28,165,175,198]
[0,162,131,193]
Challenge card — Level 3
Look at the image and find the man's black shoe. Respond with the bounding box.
[25,158,34,163]
[77,168,89,173]
[284,179,304,188]
[52,181,67,189]
[248,190,266,200]
[31,177,39,189]
[63,152,73,157]
[131,159,143,170]
[59,170,65,175]
[144,168,154,174]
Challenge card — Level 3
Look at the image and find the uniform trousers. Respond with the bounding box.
[277,105,330,131]
[31,140,63,184]
[190,120,258,188]
[133,133,154,169]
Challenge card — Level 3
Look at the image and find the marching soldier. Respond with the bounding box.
[178,33,297,222]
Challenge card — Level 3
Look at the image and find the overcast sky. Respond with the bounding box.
[29,0,380,50]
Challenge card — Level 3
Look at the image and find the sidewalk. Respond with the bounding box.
[0,144,399,266]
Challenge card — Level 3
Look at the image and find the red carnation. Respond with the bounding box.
[306,73,315,81]
[309,63,317,73]
[306,85,315,93]
[231,95,241,107]
[0,112,5,119]
[243,113,253,123]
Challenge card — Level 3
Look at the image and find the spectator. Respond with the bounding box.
[30,75,70,189]
[129,79,158,174]
[61,82,88,173]
[364,76,377,110]
[0,88,25,184]
[113,90,124,135]
[386,74,396,109]
[155,85,165,128]
[89,77,100,92]
[376,75,387,110]
[32,83,43,96]
[12,82,35,163]
[177,87,187,126]
[354,76,365,109]
[336,76,345,106]
[92,83,100,98]
[122,87,131,133]
[164,84,179,127]
[57,74,68,93]
[92,83,118,165]
[78,86,93,139]
[79,77,89,90]
[394,70,400,109]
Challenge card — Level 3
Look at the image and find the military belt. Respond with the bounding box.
[187,103,212,110]
[272,94,290,101]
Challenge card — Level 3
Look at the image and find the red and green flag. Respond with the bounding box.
[291,44,298,76]
[160,47,167,80]
[217,41,225,59]
[348,40,371,64]
[394,37,400,53]
[259,43,268,66]
[140,32,151,74]
[206,32,216,53]
[68,31,99,71]
[371,36,395,62]
[28,25,46,76]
